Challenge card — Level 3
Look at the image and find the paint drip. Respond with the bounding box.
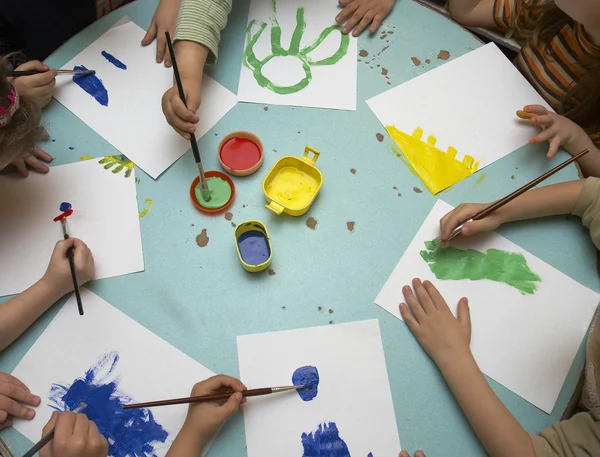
[48,352,168,457]
[237,230,270,265]
[195,177,231,209]
[301,422,351,457]
[59,202,72,212]
[101,50,127,70]
[73,65,108,107]
[292,365,319,401]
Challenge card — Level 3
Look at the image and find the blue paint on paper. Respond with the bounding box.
[237,230,270,265]
[301,422,351,457]
[101,51,127,70]
[59,202,72,212]
[48,352,168,457]
[69,146,74,150]
[51,139,56,142]
[367,454,373,457]
[292,366,319,401]
[73,65,108,107]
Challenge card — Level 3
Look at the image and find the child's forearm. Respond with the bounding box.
[448,0,496,27]
[165,423,210,457]
[568,140,600,178]
[438,354,535,457]
[173,40,209,83]
[0,279,63,351]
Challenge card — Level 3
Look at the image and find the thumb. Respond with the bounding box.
[57,238,76,254]
[141,20,157,46]
[42,411,59,436]
[18,60,49,72]
[457,297,471,337]
[460,219,492,236]
[223,392,243,417]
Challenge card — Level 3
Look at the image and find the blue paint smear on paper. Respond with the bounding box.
[69,146,74,150]
[73,65,108,107]
[367,454,373,457]
[301,422,351,457]
[101,51,127,70]
[59,202,72,212]
[292,366,319,401]
[237,230,270,265]
[48,352,168,457]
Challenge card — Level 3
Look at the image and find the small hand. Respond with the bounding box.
[517,105,588,158]
[399,279,471,367]
[141,0,180,67]
[400,451,427,457]
[336,0,395,36]
[0,372,41,428]
[10,143,53,177]
[439,203,499,247]
[39,411,108,457]
[41,238,95,297]
[8,61,57,109]
[161,82,200,140]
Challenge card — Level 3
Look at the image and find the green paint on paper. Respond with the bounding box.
[474,173,487,186]
[80,155,95,161]
[139,199,152,218]
[420,240,542,295]
[195,177,231,209]
[80,154,133,178]
[242,0,349,95]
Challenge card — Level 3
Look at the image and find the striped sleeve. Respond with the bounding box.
[174,0,232,65]
[493,0,519,32]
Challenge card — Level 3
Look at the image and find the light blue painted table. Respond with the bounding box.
[1,1,598,456]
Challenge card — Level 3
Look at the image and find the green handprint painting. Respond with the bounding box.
[243,0,350,95]
[80,154,134,178]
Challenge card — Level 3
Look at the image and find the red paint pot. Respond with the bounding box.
[189,170,235,214]
[218,131,264,177]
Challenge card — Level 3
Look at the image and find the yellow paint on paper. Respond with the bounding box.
[386,126,479,194]
[80,155,95,161]
[265,167,317,210]
[138,198,153,218]
[474,173,487,186]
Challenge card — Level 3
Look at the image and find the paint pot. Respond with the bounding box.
[218,131,264,177]
[234,220,272,272]
[189,171,235,214]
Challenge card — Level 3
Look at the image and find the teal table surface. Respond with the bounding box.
[1,1,599,456]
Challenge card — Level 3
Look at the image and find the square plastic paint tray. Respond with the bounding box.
[263,146,322,216]
[235,220,273,272]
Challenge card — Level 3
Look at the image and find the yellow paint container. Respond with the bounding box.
[263,146,323,216]
[234,220,273,273]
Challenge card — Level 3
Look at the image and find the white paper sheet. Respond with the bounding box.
[12,288,216,456]
[237,320,400,456]
[53,21,238,179]
[237,0,357,110]
[0,160,143,297]
[367,43,551,171]
[375,200,599,413]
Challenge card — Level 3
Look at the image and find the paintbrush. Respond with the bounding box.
[22,402,87,457]
[7,69,96,77]
[164,31,211,202]
[60,217,84,315]
[435,149,590,245]
[122,385,306,410]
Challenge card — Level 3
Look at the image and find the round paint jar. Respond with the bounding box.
[234,220,273,272]
[218,131,264,177]
[189,170,235,214]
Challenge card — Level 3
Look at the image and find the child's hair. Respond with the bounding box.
[0,56,43,167]
[513,1,600,145]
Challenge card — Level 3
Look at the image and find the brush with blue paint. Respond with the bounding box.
[122,385,306,410]
[165,31,211,202]
[7,69,96,77]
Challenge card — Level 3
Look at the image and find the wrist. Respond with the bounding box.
[436,347,476,377]
[178,421,213,450]
[174,41,208,83]
[33,276,67,304]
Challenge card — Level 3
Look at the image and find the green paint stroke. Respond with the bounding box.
[420,240,542,295]
[242,0,349,95]
[474,173,487,186]
[139,198,152,218]
[99,155,133,178]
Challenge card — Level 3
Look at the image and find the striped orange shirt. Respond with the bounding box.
[494,0,600,110]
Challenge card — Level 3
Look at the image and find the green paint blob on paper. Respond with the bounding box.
[420,240,542,295]
[194,177,231,209]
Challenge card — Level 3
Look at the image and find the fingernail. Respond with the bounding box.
[34,396,41,405]
[532,117,539,124]
[524,105,530,112]
[235,392,243,401]
[531,138,537,144]
[27,409,35,419]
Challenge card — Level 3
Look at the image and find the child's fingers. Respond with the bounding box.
[12,159,29,177]
[172,98,198,125]
[530,126,556,145]
[369,14,384,34]
[530,114,553,128]
[547,136,561,158]
[399,303,419,332]
[141,20,157,46]
[523,104,547,115]
[516,110,534,120]
[353,10,376,37]
[155,32,167,64]
[403,284,426,322]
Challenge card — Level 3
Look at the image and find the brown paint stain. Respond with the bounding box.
[386,82,391,85]
[411,57,421,66]
[438,50,450,60]
[268,268,276,276]
[376,133,384,142]
[231,222,237,227]
[224,212,233,221]
[359,49,369,57]
[347,221,355,232]
[381,46,389,54]
[191,223,195,227]
[377,64,380,67]
[398,193,402,197]
[425,59,431,64]
[380,34,388,40]
[381,68,388,76]
[388,31,394,34]
[263,106,268,111]
[195,229,209,247]
[413,186,423,194]
[329,320,333,324]
[214,133,218,136]
[511,175,515,180]
[243,205,247,208]
[328,309,334,314]
[282,306,286,310]
[318,306,323,311]
[273,148,278,152]
[393,186,397,190]
[350,168,356,174]
[306,217,318,230]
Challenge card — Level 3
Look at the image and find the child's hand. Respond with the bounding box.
[8,61,57,109]
[39,412,108,457]
[10,144,53,177]
[141,0,180,67]
[161,82,200,140]
[41,239,95,297]
[439,203,500,247]
[0,372,41,429]
[400,451,427,457]
[399,279,471,368]
[517,105,589,158]
[336,0,395,36]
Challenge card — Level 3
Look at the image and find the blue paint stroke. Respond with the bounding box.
[59,202,72,212]
[367,454,373,457]
[51,139,56,142]
[292,366,319,402]
[301,422,351,457]
[48,352,168,457]
[69,146,74,150]
[73,65,108,107]
[101,51,127,70]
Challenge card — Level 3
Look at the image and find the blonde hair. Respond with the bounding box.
[0,56,43,167]
[513,1,600,145]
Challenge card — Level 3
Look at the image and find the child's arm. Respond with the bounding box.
[518,105,600,177]
[399,279,536,457]
[165,375,245,456]
[447,0,496,27]
[0,238,94,351]
[335,0,396,37]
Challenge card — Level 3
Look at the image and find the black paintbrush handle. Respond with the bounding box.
[7,70,44,77]
[64,234,84,315]
[22,430,54,457]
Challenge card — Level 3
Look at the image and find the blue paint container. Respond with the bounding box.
[234,220,273,272]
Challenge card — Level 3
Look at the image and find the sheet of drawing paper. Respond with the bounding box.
[375,200,599,413]
[366,43,551,193]
[53,21,237,179]
[12,288,216,456]
[237,0,357,110]
[237,319,400,456]
[0,160,143,297]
